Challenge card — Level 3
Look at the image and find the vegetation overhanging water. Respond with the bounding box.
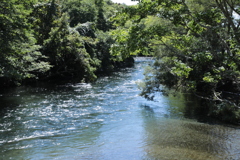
[1,0,240,123]
[0,58,239,160]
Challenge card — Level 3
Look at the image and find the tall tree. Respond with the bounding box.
[61,0,98,27]
[43,13,97,81]
[0,0,51,86]
[31,0,62,45]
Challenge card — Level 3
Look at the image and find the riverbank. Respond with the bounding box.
[0,58,239,159]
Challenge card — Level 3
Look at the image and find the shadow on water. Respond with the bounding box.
[0,57,239,160]
[139,92,240,160]
[166,93,220,123]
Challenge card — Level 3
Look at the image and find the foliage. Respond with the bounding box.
[113,0,240,123]
[43,13,97,81]
[95,30,115,73]
[0,0,133,86]
[0,0,51,86]
[61,0,98,27]
[30,0,62,45]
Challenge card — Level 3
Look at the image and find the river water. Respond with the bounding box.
[0,58,239,160]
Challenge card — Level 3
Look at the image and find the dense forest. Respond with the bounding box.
[0,0,134,87]
[1,0,240,123]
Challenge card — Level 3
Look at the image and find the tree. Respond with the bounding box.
[113,0,240,122]
[0,0,137,86]
[61,0,98,27]
[43,13,97,81]
[30,0,62,45]
[215,0,240,43]
[0,0,51,86]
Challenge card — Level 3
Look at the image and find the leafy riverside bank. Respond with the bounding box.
[0,58,239,159]
[0,0,133,87]
[111,0,240,124]
[1,0,240,123]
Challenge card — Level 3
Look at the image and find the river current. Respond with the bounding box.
[0,57,239,160]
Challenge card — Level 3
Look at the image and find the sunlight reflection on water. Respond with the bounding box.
[0,58,239,160]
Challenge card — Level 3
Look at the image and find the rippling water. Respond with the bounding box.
[0,57,240,160]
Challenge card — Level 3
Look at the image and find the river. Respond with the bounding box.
[0,57,239,160]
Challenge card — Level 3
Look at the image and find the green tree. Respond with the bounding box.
[114,0,240,122]
[0,0,51,86]
[62,0,98,27]
[0,0,137,87]
[43,13,97,81]
[30,0,62,45]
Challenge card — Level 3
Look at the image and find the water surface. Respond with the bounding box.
[0,57,239,160]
